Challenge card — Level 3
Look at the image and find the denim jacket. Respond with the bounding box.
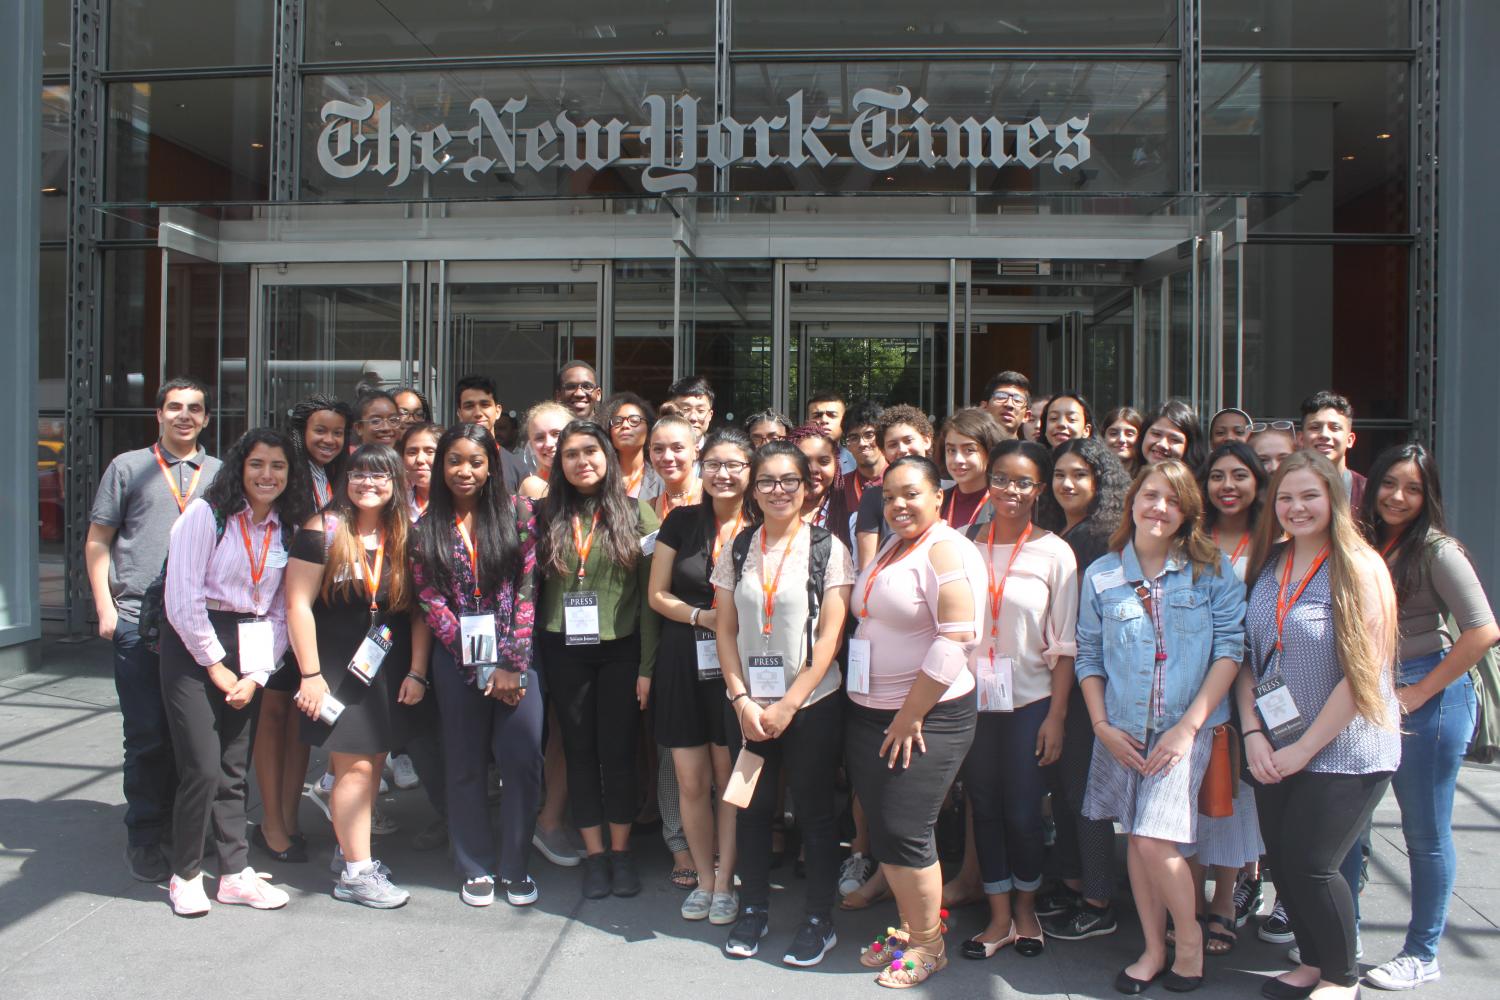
[1075,543,1246,742]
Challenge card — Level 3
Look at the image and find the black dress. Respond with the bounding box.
[292,526,413,755]
[653,502,735,748]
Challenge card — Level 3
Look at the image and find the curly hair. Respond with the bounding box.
[1035,437,1130,573]
[202,428,311,536]
[287,393,353,510]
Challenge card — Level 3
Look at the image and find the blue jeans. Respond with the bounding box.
[1391,649,1477,960]
[964,697,1051,894]
[112,619,177,847]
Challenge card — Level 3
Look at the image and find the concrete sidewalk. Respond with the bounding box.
[2,639,1497,999]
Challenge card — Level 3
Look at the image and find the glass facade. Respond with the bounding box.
[36,0,1423,622]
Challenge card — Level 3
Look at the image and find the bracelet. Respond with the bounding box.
[299,671,321,679]
[1242,728,1268,740]
[690,607,701,627]
[406,672,431,689]
[1091,719,1108,729]
[728,692,748,706]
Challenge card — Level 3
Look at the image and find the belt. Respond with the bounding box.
[205,598,255,614]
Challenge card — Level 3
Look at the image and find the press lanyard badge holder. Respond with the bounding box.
[977,654,1015,713]
[694,626,722,680]
[236,618,275,675]
[1255,648,1306,743]
[747,653,788,700]
[460,613,498,666]
[564,592,601,646]
[347,624,394,686]
[846,637,872,695]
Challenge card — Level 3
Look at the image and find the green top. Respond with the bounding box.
[538,497,661,677]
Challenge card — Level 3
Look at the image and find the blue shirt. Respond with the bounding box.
[1075,542,1246,741]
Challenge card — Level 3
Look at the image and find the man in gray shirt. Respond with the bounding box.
[86,376,221,884]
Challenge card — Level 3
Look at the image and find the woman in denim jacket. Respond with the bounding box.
[1075,459,1246,995]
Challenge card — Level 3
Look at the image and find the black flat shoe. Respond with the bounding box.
[1015,935,1045,957]
[1164,972,1204,993]
[251,826,308,863]
[1260,976,1316,1000]
[1115,968,1164,995]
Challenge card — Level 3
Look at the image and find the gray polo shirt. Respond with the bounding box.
[90,444,222,622]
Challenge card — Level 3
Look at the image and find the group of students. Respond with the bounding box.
[87,366,1495,995]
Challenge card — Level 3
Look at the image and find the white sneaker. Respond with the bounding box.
[379,775,390,794]
[838,852,875,896]
[317,772,335,794]
[1365,954,1441,991]
[389,754,420,790]
[168,873,211,917]
[216,868,290,910]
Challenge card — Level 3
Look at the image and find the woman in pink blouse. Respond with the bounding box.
[161,428,307,917]
[848,455,988,988]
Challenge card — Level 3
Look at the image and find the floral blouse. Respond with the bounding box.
[411,496,538,682]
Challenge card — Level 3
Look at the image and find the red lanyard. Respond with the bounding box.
[1274,545,1329,651]
[984,521,1032,640]
[860,523,936,618]
[1380,534,1400,557]
[943,487,988,528]
[852,471,882,505]
[153,445,202,514]
[710,509,744,610]
[1213,528,1250,564]
[359,532,386,615]
[759,520,802,636]
[572,510,601,583]
[239,511,274,606]
[455,516,481,597]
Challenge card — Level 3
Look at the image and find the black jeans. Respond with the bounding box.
[964,698,1051,893]
[539,630,642,830]
[732,693,843,919]
[113,619,178,847]
[1256,769,1392,987]
[1048,688,1117,902]
[403,691,447,819]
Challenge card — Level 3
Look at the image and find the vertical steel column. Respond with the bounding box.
[63,0,104,634]
[1180,0,1203,194]
[269,0,303,203]
[713,0,732,195]
[1411,0,1440,450]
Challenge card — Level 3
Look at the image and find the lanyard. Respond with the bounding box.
[239,511,274,606]
[759,520,802,636]
[943,487,988,528]
[455,516,481,597]
[1213,528,1250,564]
[1380,534,1400,557]
[1274,545,1329,652]
[657,479,699,519]
[860,523,936,618]
[153,445,202,515]
[316,480,333,508]
[709,509,744,610]
[411,492,428,518]
[984,521,1032,640]
[852,471,881,505]
[359,531,386,617]
[622,460,646,497]
[572,510,601,583]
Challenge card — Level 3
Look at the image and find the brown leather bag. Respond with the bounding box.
[1198,724,1241,818]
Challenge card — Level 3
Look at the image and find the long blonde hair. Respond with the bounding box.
[1108,460,1222,579]
[522,400,571,471]
[320,445,410,613]
[1246,449,1395,727]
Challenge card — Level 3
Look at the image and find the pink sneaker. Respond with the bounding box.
[216,868,290,910]
[169,873,211,917]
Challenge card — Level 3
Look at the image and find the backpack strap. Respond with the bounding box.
[804,526,834,667]
[731,527,755,587]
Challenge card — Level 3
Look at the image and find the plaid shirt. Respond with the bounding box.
[1132,574,1170,725]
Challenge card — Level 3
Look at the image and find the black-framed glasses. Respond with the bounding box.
[608,414,645,428]
[1249,420,1295,432]
[349,471,393,485]
[396,408,423,422]
[844,429,877,445]
[989,474,1039,492]
[702,459,748,475]
[562,381,598,393]
[753,475,805,495]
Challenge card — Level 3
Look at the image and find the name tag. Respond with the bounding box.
[747,654,788,700]
[1092,567,1127,594]
[1232,555,1248,582]
[266,548,289,569]
[564,591,601,646]
[977,654,1014,713]
[639,530,659,557]
[318,692,345,725]
[460,613,498,666]
[1254,673,1305,742]
[236,618,275,675]
[694,626,722,680]
[846,638,872,695]
[347,625,393,686]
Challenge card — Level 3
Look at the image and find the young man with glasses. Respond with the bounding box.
[668,375,716,446]
[980,371,1031,438]
[840,400,887,520]
[453,373,526,490]
[554,361,602,419]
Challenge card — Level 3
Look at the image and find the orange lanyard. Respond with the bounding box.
[943,487,988,528]
[657,479,699,519]
[455,516,481,597]
[860,523,936,618]
[622,459,646,497]
[985,521,1032,640]
[572,510,601,583]
[1274,545,1329,651]
[239,511,274,606]
[153,445,202,514]
[359,532,386,616]
[1213,528,1250,564]
[852,471,881,505]
[1380,534,1400,557]
[709,509,744,610]
[759,520,802,636]
[411,492,428,518]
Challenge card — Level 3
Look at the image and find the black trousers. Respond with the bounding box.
[1256,769,1392,987]
[159,612,260,879]
[1048,688,1118,901]
[731,693,843,918]
[113,619,177,848]
[538,630,641,830]
[403,690,447,819]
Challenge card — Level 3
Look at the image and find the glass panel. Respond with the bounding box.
[731,61,1177,193]
[105,78,271,203]
[39,250,66,410]
[216,265,253,453]
[1140,280,1164,406]
[43,0,70,73]
[108,0,274,70]
[38,413,68,608]
[734,1,1179,49]
[1203,62,1410,234]
[305,0,713,61]
[100,250,157,408]
[1204,0,1409,49]
[161,258,252,450]
[299,66,715,200]
[41,86,68,240]
[1082,298,1135,415]
[1239,244,1408,454]
[682,260,775,427]
[1167,270,1194,402]
[100,415,162,462]
[611,261,677,411]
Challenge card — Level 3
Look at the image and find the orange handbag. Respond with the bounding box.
[1198,724,1240,818]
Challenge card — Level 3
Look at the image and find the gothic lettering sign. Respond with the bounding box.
[316,86,1091,191]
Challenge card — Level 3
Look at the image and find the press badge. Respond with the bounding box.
[747,654,788,700]
[639,530,659,557]
[347,624,394,686]
[1254,673,1305,742]
[564,591,601,646]
[460,613,498,666]
[977,655,1014,713]
[1092,567,1127,594]
[846,638,872,695]
[236,618,275,676]
[266,548,289,570]
[694,626,722,680]
[318,692,346,726]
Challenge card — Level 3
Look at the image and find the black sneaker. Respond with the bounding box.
[1042,901,1118,941]
[609,849,641,897]
[126,843,170,883]
[1035,883,1082,918]
[783,915,837,967]
[504,876,539,906]
[461,875,495,907]
[582,853,612,899]
[1233,876,1263,929]
[1258,898,1295,944]
[725,906,770,958]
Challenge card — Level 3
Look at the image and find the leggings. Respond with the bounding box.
[1257,770,1392,987]
[963,698,1051,893]
[539,630,642,830]
[1048,688,1116,901]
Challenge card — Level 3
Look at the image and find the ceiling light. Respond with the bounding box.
[251,142,265,149]
[176,102,187,109]
[1251,25,1263,33]
[905,24,918,33]
[1340,154,1356,161]
[41,186,59,194]
[332,38,344,47]
[654,28,665,37]
[1375,131,1393,140]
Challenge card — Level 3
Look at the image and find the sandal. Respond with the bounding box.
[876,940,948,989]
[1204,913,1237,955]
[860,912,949,968]
[669,867,699,891]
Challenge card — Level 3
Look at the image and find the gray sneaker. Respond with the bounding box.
[681,888,713,921]
[333,865,410,909]
[532,825,583,868]
[709,891,739,926]
[330,846,391,877]
[1364,954,1441,991]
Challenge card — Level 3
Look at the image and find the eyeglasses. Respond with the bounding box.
[349,472,393,485]
[608,413,645,429]
[753,475,804,494]
[1249,420,1295,433]
[989,390,1028,405]
[396,408,423,422]
[844,429,877,445]
[702,459,748,475]
[989,474,1039,493]
[562,381,598,393]
[359,416,399,429]
[1219,424,1249,436]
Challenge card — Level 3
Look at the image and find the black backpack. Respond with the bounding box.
[731,523,835,669]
